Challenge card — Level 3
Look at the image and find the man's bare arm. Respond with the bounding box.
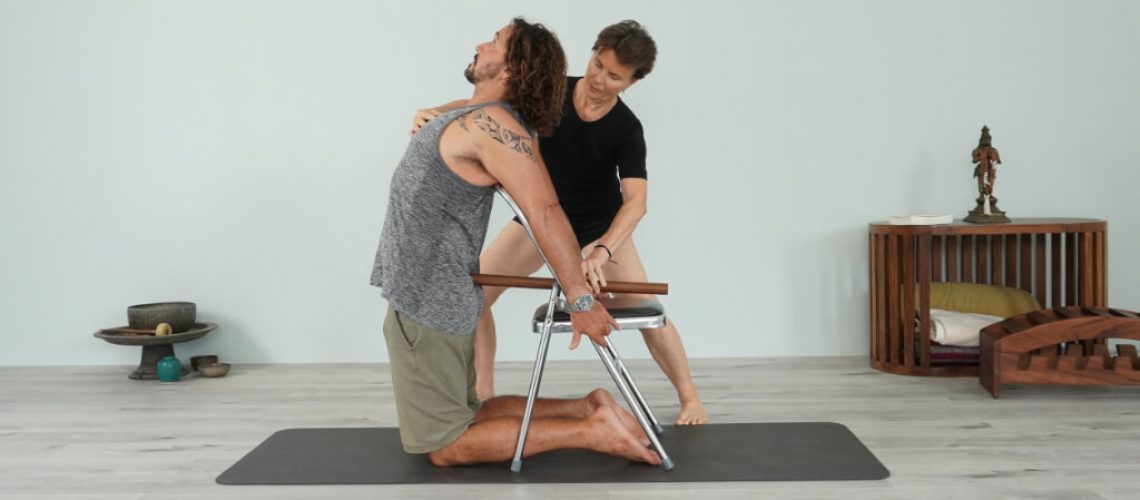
[466,109,536,160]
[464,108,584,295]
[462,106,616,347]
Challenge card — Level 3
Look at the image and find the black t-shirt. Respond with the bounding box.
[537,76,647,245]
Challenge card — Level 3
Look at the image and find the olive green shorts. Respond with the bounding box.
[383,306,479,454]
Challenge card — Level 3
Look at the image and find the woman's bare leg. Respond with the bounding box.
[475,222,544,400]
[603,238,708,425]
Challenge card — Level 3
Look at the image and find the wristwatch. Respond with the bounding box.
[565,293,595,313]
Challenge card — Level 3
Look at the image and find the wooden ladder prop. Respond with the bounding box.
[980,307,1140,398]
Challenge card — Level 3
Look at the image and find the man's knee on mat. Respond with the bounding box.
[427,449,453,467]
[427,439,468,467]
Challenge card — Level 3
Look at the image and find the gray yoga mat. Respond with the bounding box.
[217,423,889,484]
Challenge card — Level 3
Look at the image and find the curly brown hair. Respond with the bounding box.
[503,17,567,138]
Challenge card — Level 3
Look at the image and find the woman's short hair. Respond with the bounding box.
[592,20,657,80]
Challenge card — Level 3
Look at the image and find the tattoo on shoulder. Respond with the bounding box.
[471,109,535,161]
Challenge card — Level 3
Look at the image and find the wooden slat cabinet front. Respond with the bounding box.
[868,218,1107,376]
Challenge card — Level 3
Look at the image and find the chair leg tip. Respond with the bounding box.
[510,459,522,472]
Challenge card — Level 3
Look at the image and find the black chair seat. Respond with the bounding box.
[532,297,666,333]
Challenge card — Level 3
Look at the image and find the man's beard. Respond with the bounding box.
[464,56,504,85]
[463,54,477,83]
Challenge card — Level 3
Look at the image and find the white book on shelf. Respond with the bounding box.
[888,214,953,225]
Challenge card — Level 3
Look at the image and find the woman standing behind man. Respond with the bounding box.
[412,20,707,425]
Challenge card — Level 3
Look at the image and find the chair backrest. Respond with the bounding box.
[494,185,561,287]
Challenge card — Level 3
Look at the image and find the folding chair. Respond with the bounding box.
[492,186,674,472]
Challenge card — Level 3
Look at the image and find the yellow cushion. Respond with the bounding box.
[920,282,1042,318]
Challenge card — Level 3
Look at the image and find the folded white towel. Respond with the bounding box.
[925,309,1003,347]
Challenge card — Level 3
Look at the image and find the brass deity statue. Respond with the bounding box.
[965,125,1010,223]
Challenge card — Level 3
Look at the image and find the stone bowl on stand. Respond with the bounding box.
[94,323,217,380]
[127,302,196,333]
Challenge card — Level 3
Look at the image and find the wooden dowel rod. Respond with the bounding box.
[470,273,668,295]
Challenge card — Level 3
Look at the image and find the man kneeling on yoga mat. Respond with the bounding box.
[369,17,660,467]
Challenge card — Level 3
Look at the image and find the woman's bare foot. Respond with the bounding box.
[675,398,708,425]
[587,389,649,445]
[590,406,661,465]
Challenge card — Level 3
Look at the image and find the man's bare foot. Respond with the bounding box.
[585,388,613,413]
[587,389,649,445]
[675,398,708,425]
[591,406,661,465]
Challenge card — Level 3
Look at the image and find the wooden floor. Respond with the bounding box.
[3,356,1140,500]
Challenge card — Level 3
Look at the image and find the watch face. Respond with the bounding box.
[575,294,594,311]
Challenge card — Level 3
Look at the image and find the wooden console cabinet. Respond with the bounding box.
[868,218,1107,376]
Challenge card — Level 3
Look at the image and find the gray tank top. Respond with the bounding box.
[370,102,526,335]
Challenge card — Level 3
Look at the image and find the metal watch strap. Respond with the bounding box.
[566,293,594,313]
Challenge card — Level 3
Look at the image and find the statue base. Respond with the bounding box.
[964,197,1010,224]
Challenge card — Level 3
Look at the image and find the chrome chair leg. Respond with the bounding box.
[511,284,560,472]
[605,341,664,436]
[592,340,675,470]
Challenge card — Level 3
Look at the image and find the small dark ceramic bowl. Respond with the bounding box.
[128,302,196,333]
[190,355,219,371]
[198,362,231,378]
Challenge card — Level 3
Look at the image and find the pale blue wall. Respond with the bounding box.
[2,0,1137,365]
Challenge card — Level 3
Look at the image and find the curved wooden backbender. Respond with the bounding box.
[980,306,1140,398]
[470,273,668,296]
